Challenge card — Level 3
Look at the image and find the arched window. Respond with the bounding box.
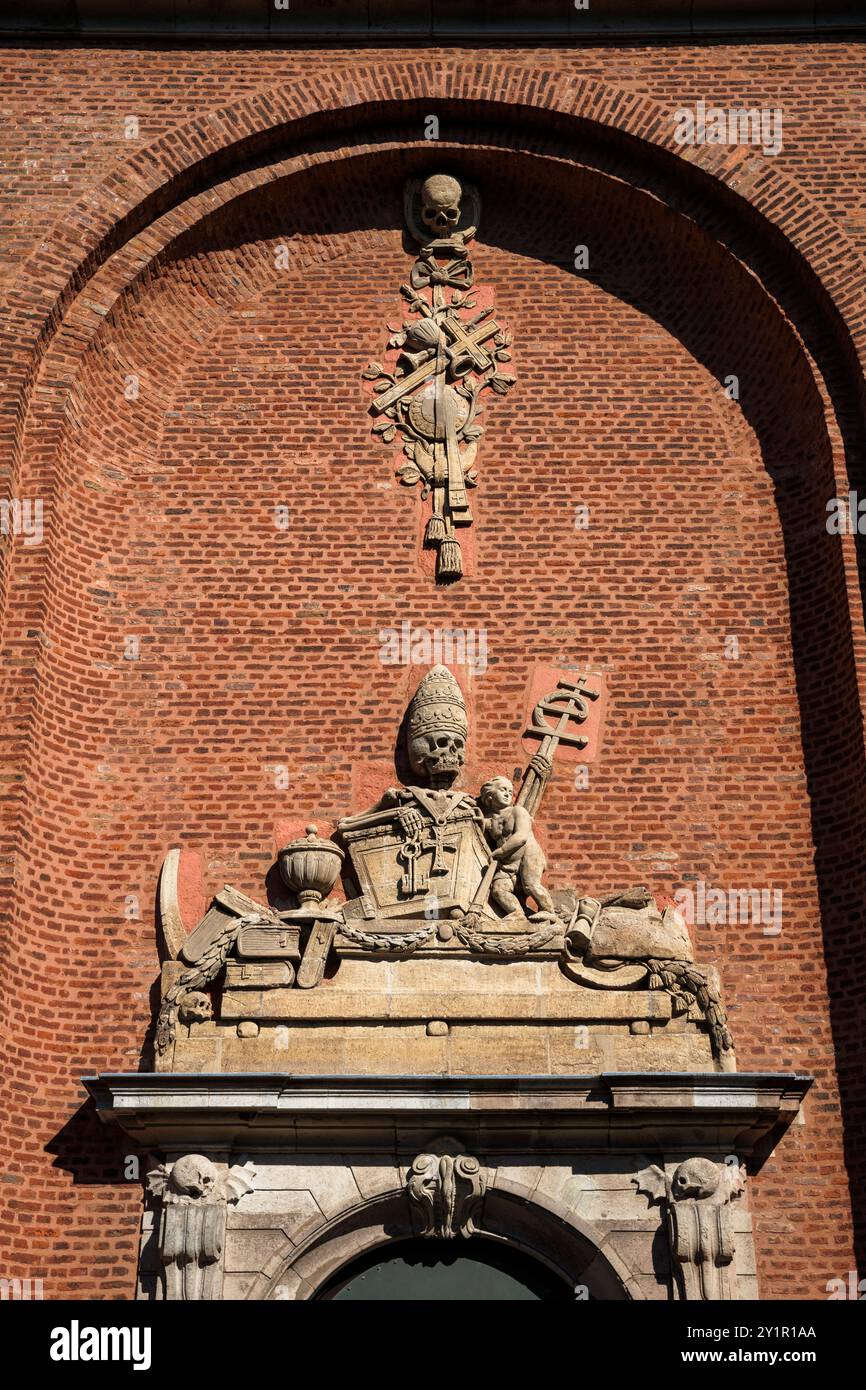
[318,1238,576,1301]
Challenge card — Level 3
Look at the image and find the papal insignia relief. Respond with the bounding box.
[155,665,735,1073]
[362,174,515,583]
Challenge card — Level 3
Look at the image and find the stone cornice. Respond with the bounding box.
[4,2,865,41]
[83,1070,811,1156]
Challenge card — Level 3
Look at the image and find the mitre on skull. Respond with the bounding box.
[405,665,469,785]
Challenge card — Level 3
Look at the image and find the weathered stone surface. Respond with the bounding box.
[153,665,735,1082]
[350,1163,404,1201]
[589,904,693,962]
[221,1274,257,1301]
[571,1188,653,1223]
[634,1157,747,1300]
[250,1162,363,1221]
[223,1228,289,1275]
[171,1012,716,1076]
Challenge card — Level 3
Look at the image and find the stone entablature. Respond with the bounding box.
[85,1072,810,1302]
[163,955,717,1077]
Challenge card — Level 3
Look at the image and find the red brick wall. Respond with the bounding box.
[0,42,864,1299]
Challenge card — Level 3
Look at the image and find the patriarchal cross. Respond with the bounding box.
[362,173,515,584]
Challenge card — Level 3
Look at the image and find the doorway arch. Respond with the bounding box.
[249,1183,638,1301]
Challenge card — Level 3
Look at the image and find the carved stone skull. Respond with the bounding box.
[169,1153,220,1202]
[408,730,466,787]
[671,1157,721,1202]
[420,174,462,237]
[177,989,213,1024]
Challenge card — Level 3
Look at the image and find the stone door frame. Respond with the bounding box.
[87,1070,810,1300]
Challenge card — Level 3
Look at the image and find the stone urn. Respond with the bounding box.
[279,824,344,919]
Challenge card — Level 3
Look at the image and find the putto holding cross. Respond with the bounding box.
[362,174,515,583]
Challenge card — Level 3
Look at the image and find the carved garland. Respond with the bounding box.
[155,913,268,1056]
[337,921,437,952]
[644,958,734,1064]
[453,913,563,956]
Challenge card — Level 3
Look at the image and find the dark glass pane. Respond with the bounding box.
[320,1238,574,1301]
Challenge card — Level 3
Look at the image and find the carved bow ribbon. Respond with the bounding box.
[410,252,474,291]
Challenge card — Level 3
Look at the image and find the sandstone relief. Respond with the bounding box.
[407,1141,487,1240]
[363,174,515,583]
[147,1156,256,1301]
[155,663,735,1073]
[634,1158,747,1301]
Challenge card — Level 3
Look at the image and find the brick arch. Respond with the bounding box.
[4,71,864,583]
[2,112,862,1102]
[4,71,864,678]
[248,1182,638,1301]
[3,62,865,438]
[0,69,864,1301]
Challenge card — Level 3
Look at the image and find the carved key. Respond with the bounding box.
[399,838,428,896]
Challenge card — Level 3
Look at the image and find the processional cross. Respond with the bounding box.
[519,674,601,813]
[362,174,516,583]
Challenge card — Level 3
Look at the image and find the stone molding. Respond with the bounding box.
[85,1070,811,1153]
[244,1179,644,1301]
[134,1156,760,1300]
[7,2,865,39]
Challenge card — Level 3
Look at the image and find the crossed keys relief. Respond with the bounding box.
[362,174,516,583]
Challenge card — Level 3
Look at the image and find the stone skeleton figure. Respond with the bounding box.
[336,666,486,918]
[338,664,480,842]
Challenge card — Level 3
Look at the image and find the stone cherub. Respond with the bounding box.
[478,775,556,921]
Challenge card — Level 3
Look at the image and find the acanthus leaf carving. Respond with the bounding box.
[407,1144,486,1239]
